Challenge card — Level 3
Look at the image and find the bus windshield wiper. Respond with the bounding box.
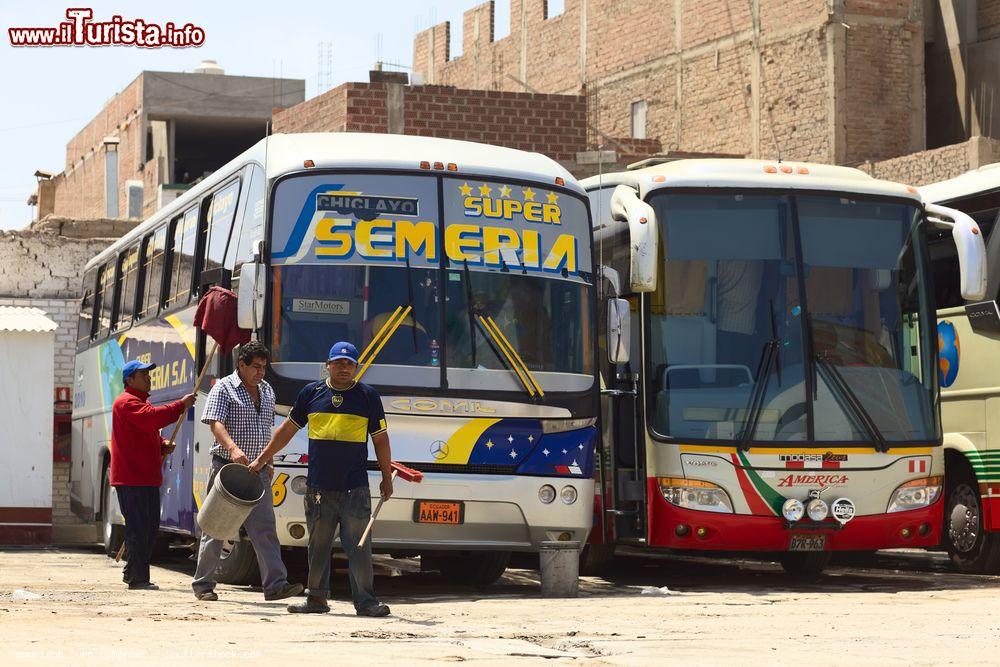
[739,300,781,451]
[463,260,477,367]
[476,314,545,398]
[814,352,888,452]
[355,304,412,381]
[738,338,779,451]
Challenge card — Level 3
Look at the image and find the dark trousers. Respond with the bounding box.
[304,487,378,611]
[116,486,160,585]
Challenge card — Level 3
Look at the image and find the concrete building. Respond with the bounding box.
[39,62,304,222]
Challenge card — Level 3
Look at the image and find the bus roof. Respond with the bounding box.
[580,158,922,201]
[918,163,1000,204]
[85,132,580,271]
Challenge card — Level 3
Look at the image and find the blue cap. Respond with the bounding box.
[328,341,359,363]
[122,360,156,384]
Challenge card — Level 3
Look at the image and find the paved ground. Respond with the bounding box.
[1,546,999,665]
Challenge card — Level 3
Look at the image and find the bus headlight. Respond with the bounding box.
[539,485,556,504]
[806,498,829,522]
[782,498,805,522]
[657,478,733,513]
[888,476,943,513]
[560,486,578,505]
[290,476,308,495]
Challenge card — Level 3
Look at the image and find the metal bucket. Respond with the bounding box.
[539,540,580,598]
[196,463,266,540]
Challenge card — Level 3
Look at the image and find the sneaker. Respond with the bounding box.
[194,591,218,601]
[128,582,159,591]
[264,582,304,601]
[287,597,329,614]
[356,603,391,617]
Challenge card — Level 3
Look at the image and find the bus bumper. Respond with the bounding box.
[272,469,593,552]
[647,481,944,551]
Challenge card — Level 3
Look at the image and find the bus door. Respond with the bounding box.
[599,290,646,543]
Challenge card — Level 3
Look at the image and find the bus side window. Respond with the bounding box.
[166,207,198,309]
[139,227,168,319]
[113,244,140,332]
[95,263,114,341]
[76,267,98,348]
[202,177,242,284]
[226,164,265,291]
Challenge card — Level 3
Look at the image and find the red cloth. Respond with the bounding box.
[110,388,186,487]
[194,286,250,355]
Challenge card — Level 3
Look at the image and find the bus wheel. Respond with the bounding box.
[101,467,124,558]
[945,467,1000,573]
[579,544,616,576]
[215,538,261,586]
[778,551,831,578]
[438,551,510,586]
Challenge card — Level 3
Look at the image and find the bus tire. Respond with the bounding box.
[778,551,831,578]
[438,551,510,586]
[944,462,1000,573]
[101,466,124,558]
[579,544,616,576]
[215,538,261,586]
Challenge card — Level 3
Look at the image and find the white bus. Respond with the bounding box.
[581,158,985,575]
[920,165,1000,572]
[72,133,599,585]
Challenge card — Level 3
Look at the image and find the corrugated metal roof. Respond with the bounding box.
[0,307,58,333]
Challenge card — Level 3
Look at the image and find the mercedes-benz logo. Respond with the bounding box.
[430,440,449,460]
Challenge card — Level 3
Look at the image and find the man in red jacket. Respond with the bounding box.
[111,360,195,590]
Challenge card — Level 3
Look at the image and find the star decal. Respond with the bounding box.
[459,182,473,196]
[499,185,512,198]
[485,439,494,449]
[523,187,535,201]
[507,435,514,444]
[542,448,550,457]
[478,184,492,196]
[561,448,568,455]
[528,435,534,443]
[510,450,518,459]
[546,191,559,204]
[578,443,585,450]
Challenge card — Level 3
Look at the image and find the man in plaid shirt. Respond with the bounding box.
[191,341,303,602]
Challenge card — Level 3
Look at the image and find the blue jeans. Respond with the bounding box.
[304,486,379,611]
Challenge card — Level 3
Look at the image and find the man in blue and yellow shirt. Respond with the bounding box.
[250,341,393,617]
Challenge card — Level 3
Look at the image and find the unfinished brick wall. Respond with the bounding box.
[0,232,112,299]
[859,136,1000,185]
[273,82,589,164]
[413,0,926,165]
[54,75,144,220]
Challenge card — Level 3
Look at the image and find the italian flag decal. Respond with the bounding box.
[732,452,784,516]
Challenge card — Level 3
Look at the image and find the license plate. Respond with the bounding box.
[414,500,464,525]
[789,534,827,551]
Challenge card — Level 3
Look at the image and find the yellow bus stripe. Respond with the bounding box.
[438,418,502,464]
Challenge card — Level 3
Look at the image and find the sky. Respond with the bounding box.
[0,0,518,230]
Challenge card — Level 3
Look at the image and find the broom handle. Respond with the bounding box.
[358,470,397,548]
[115,341,219,563]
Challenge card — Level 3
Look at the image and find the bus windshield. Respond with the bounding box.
[269,172,594,394]
[646,191,938,444]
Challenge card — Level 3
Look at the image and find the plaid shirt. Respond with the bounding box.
[201,371,275,461]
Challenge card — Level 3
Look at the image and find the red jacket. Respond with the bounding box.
[110,388,186,487]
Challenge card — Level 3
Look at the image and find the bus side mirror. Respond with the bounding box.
[610,185,658,293]
[607,298,631,364]
[926,203,988,301]
[237,262,265,330]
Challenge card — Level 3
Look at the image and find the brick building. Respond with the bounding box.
[41,62,304,222]
[409,0,1000,183]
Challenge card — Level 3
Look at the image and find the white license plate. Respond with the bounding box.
[789,534,827,551]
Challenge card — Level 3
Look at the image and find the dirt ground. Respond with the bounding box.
[1,547,1000,665]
